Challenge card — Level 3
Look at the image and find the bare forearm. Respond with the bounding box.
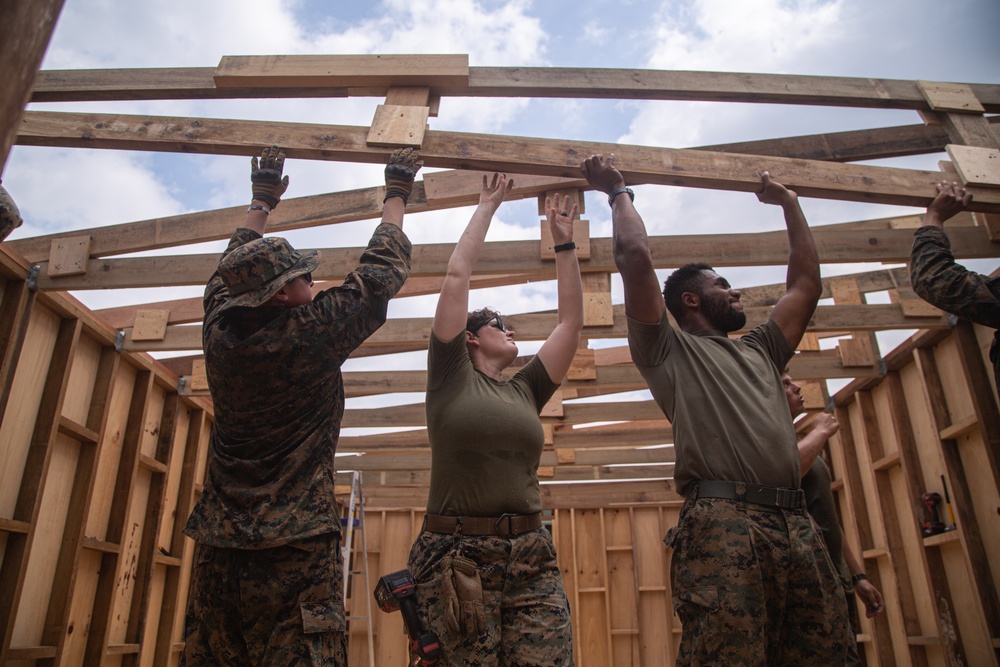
[382,196,406,230]
[447,202,498,279]
[784,198,821,299]
[842,534,864,576]
[797,430,828,477]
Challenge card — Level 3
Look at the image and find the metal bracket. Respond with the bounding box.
[877,357,888,376]
[115,330,125,352]
[177,376,188,395]
[25,264,40,291]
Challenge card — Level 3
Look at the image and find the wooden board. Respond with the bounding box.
[213,54,469,89]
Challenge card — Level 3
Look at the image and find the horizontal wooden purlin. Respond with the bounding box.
[17,111,1000,211]
[29,66,1000,112]
[122,303,946,352]
[31,225,999,291]
[11,121,976,263]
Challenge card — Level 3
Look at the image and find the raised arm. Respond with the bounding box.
[537,194,584,383]
[431,174,514,341]
[760,172,822,351]
[243,145,290,235]
[910,182,1000,328]
[582,154,664,324]
[797,413,839,478]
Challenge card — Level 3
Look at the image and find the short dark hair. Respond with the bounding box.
[466,307,501,332]
[663,263,714,324]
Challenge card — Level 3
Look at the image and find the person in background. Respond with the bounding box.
[782,372,886,666]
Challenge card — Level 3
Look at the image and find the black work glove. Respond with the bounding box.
[250,145,289,208]
[384,147,423,203]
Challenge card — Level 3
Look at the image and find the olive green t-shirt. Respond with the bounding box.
[425,331,560,516]
[628,313,799,496]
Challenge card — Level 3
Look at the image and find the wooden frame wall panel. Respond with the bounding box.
[833,400,896,665]
[45,345,121,665]
[0,314,80,662]
[152,406,205,667]
[552,508,578,665]
[604,509,639,665]
[83,370,154,665]
[572,509,612,667]
[124,392,182,667]
[633,506,674,667]
[373,511,412,665]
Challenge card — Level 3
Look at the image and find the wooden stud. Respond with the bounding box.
[917,81,986,114]
[384,86,430,107]
[973,212,1000,241]
[47,234,90,277]
[131,309,169,342]
[838,336,876,367]
[889,287,942,318]
[945,144,1000,188]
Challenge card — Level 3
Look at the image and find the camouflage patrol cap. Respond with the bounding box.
[218,236,318,312]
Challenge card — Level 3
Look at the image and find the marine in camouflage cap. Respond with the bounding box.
[217,236,318,312]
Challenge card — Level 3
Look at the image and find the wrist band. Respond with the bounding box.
[851,573,868,585]
[248,204,271,215]
[553,241,576,253]
[608,187,634,207]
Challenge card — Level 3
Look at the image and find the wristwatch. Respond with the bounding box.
[608,187,634,207]
[851,573,868,585]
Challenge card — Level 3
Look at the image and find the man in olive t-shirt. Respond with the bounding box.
[582,154,851,666]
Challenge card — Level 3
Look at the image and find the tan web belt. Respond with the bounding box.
[694,480,805,510]
[423,512,542,537]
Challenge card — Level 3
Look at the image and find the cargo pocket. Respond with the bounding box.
[300,599,347,635]
[672,586,719,616]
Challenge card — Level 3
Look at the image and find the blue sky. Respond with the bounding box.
[3,0,999,404]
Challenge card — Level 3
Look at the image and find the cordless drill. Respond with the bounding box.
[921,492,946,537]
[374,569,441,666]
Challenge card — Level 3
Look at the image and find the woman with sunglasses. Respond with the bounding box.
[407,173,583,666]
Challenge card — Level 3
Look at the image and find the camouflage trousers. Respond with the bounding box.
[181,532,346,667]
[666,496,852,666]
[407,527,574,666]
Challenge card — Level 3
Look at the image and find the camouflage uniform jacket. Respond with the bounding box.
[184,223,411,549]
[911,225,1000,390]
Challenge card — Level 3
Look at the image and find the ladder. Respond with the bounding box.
[341,470,376,666]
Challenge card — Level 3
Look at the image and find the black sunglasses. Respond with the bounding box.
[472,315,507,333]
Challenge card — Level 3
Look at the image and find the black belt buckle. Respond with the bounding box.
[495,513,517,538]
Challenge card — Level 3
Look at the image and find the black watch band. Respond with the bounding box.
[851,573,868,585]
[608,187,634,207]
[553,241,576,253]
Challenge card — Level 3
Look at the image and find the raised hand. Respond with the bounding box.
[384,147,424,203]
[546,193,578,246]
[755,171,797,207]
[581,154,625,196]
[479,173,514,210]
[925,180,972,227]
[250,145,289,208]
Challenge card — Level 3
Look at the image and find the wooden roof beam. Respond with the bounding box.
[11,121,989,263]
[16,111,1000,211]
[29,66,1000,112]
